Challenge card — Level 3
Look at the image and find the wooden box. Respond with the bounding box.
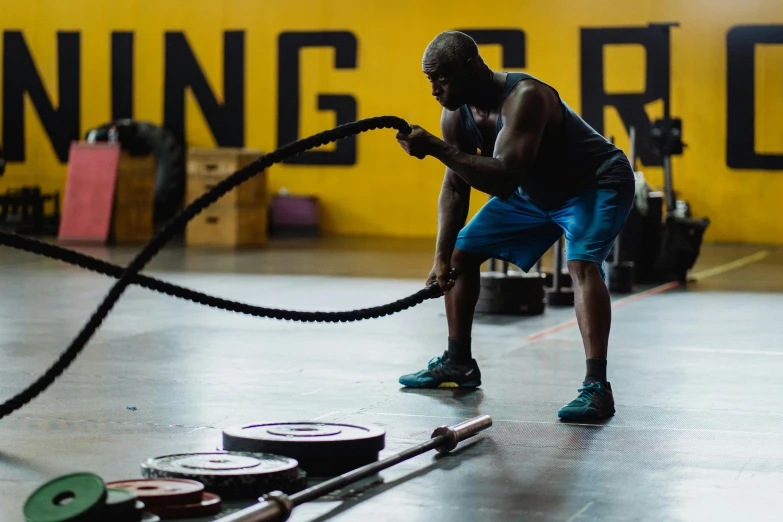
[112,151,156,243]
[185,206,268,247]
[112,205,154,243]
[186,148,265,207]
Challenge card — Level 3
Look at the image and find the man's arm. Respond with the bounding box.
[433,82,552,198]
[398,81,554,199]
[433,109,473,267]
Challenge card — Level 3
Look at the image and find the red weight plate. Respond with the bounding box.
[106,479,204,506]
[144,492,222,519]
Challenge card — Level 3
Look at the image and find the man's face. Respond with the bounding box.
[422,54,469,111]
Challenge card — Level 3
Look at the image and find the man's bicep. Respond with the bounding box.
[440,109,473,193]
[493,84,551,171]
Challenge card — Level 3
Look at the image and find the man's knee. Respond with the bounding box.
[567,260,601,286]
[452,248,488,272]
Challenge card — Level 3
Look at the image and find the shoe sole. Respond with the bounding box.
[557,408,615,421]
[400,380,482,389]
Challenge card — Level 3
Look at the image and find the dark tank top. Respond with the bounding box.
[459,72,633,208]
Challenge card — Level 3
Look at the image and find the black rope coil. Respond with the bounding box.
[0,116,449,420]
[0,231,449,322]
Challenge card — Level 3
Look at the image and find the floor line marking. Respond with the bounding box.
[688,250,769,282]
[566,501,595,522]
[311,410,341,421]
[670,347,783,357]
[525,281,681,342]
[367,412,783,437]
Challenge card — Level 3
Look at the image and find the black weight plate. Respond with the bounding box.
[104,488,139,521]
[546,288,575,307]
[140,452,303,500]
[476,272,546,315]
[607,262,635,294]
[293,452,380,477]
[222,422,385,458]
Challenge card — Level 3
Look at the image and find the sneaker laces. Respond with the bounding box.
[575,382,603,401]
[427,355,444,369]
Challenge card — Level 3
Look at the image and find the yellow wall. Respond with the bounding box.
[1,0,783,243]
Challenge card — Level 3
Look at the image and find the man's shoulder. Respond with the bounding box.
[440,107,467,144]
[502,77,560,123]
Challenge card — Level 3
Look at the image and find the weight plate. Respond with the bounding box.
[24,472,107,522]
[144,492,222,519]
[294,452,380,477]
[104,488,139,520]
[140,452,303,500]
[105,479,204,507]
[476,272,546,315]
[607,262,635,294]
[222,422,385,458]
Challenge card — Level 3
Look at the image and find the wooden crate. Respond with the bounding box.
[112,204,154,243]
[187,148,265,207]
[186,205,268,247]
[112,151,156,243]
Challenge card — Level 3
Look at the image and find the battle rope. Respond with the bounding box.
[0,231,453,322]
[0,116,448,420]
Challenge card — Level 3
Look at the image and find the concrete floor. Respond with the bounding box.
[1,236,782,522]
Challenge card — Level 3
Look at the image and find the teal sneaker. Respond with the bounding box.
[399,353,482,389]
[557,381,615,421]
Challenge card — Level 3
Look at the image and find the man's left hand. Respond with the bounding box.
[396,125,438,160]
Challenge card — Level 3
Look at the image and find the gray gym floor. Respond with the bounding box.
[1,237,782,522]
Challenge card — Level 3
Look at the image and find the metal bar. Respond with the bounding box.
[552,237,563,290]
[629,125,637,170]
[290,438,443,506]
[663,155,675,214]
[215,415,493,522]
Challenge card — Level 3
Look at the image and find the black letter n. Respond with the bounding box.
[2,31,80,163]
[164,31,245,148]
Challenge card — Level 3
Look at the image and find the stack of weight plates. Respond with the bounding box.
[23,472,160,522]
[107,478,222,519]
[222,422,386,476]
[140,451,307,500]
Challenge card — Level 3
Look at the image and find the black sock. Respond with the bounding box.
[447,337,472,365]
[584,358,607,384]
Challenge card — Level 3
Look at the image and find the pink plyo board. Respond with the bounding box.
[58,142,121,243]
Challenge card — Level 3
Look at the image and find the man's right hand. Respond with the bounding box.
[427,258,456,294]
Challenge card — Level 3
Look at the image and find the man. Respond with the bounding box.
[395,31,635,422]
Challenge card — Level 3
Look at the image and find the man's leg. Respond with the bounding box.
[568,260,611,382]
[443,248,489,363]
[399,192,555,389]
[398,248,488,389]
[550,184,635,421]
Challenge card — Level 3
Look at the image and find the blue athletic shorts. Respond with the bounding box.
[455,183,635,278]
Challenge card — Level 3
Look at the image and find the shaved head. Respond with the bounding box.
[422,31,491,111]
[423,31,479,67]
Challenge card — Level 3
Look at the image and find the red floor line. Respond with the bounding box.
[525,281,682,343]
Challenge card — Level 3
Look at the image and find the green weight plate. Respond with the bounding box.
[24,472,107,522]
[140,451,303,500]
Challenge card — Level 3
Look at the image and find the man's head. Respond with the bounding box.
[422,31,487,110]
